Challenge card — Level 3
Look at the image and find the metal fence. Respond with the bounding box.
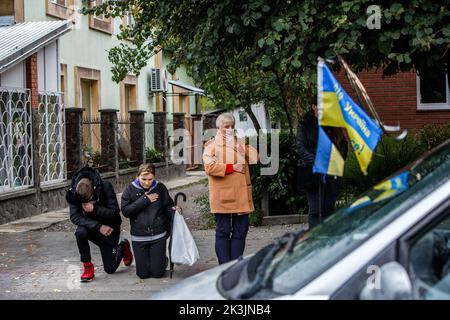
[38,91,66,184]
[0,88,33,192]
[82,115,102,160]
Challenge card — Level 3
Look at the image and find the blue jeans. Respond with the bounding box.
[214,214,249,264]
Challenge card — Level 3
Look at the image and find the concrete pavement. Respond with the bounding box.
[0,171,305,299]
[0,224,302,299]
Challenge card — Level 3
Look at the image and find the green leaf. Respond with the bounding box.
[261,57,272,67]
[258,38,265,48]
[291,59,301,68]
[273,19,285,32]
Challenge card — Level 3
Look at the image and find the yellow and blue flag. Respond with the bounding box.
[314,127,345,177]
[345,171,409,213]
[314,58,382,176]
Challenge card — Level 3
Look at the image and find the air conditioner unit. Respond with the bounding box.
[149,68,168,94]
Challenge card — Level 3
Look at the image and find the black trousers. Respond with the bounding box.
[132,237,167,279]
[214,214,249,265]
[75,226,124,274]
[305,177,342,229]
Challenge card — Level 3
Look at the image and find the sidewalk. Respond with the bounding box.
[0,171,207,234]
[0,222,301,299]
[0,171,304,299]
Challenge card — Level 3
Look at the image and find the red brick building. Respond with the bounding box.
[335,69,450,129]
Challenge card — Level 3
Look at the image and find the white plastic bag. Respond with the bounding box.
[170,210,199,266]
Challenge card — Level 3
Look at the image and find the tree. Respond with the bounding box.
[82,0,450,133]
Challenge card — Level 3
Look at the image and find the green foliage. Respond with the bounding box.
[416,123,450,150]
[251,131,307,215]
[145,148,165,163]
[193,189,263,228]
[342,123,450,201]
[80,0,450,133]
[194,192,216,229]
[82,146,101,167]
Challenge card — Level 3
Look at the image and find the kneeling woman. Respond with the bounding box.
[121,163,175,279]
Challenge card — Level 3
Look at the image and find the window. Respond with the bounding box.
[75,66,101,153]
[46,0,74,20]
[0,0,24,24]
[51,0,67,6]
[123,11,134,28]
[409,211,450,299]
[89,0,114,35]
[417,65,450,110]
[239,109,248,122]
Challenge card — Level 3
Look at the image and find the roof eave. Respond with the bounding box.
[0,20,73,74]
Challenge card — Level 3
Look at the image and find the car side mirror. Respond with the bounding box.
[360,261,414,300]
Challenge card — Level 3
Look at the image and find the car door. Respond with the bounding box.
[398,198,450,299]
[330,197,450,300]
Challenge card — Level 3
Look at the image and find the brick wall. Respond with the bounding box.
[335,69,450,129]
[25,53,39,109]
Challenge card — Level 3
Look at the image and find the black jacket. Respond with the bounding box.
[66,167,121,231]
[296,111,319,167]
[121,180,174,237]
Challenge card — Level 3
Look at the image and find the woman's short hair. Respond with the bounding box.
[76,178,94,203]
[216,113,235,128]
[138,163,155,176]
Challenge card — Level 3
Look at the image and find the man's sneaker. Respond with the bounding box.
[81,262,95,282]
[121,239,133,266]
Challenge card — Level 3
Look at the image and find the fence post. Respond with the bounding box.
[190,113,203,169]
[129,110,146,166]
[100,109,119,181]
[65,108,84,177]
[172,112,185,163]
[25,53,43,215]
[153,111,167,155]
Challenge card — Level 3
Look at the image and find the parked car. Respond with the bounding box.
[152,139,450,300]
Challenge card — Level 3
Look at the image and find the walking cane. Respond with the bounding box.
[169,192,187,279]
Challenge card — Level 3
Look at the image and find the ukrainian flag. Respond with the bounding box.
[346,172,409,214]
[316,58,382,175]
[313,127,345,176]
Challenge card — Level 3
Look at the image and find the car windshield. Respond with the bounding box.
[264,140,450,295]
[218,140,450,298]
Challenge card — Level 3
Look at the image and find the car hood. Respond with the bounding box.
[150,261,235,300]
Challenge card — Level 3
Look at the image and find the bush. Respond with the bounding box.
[194,191,264,228]
[416,123,450,151]
[341,123,450,203]
[82,146,101,167]
[145,148,165,163]
[250,131,307,216]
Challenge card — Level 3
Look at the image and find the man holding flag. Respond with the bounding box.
[297,58,383,229]
[297,99,348,229]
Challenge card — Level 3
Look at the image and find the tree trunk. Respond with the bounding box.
[244,105,262,133]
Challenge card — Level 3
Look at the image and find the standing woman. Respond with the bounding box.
[297,103,348,229]
[203,113,259,265]
[121,163,175,279]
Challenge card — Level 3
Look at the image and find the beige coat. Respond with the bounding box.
[203,133,259,214]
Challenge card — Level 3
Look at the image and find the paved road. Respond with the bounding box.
[0,224,303,300]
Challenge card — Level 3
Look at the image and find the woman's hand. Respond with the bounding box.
[146,193,159,203]
[172,206,183,214]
